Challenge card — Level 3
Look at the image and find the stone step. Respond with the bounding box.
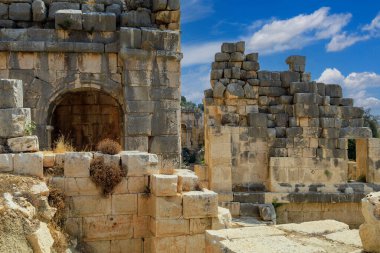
[233,192,265,204]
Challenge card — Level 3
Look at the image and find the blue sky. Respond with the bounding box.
[180,0,380,114]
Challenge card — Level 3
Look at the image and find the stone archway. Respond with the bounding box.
[50,89,123,151]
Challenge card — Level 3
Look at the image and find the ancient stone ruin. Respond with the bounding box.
[0,0,181,168]
[202,41,380,227]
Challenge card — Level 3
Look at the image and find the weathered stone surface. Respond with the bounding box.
[7,135,39,153]
[150,218,189,237]
[155,10,180,24]
[32,0,46,22]
[120,27,142,49]
[81,3,104,13]
[359,192,380,253]
[286,55,306,72]
[277,220,349,235]
[121,9,152,27]
[48,2,80,20]
[212,207,232,230]
[120,151,159,176]
[0,108,31,138]
[14,152,43,178]
[225,83,244,99]
[175,169,198,192]
[55,10,82,30]
[213,82,226,98]
[0,4,8,19]
[183,190,218,218]
[151,174,178,196]
[83,13,116,32]
[9,3,31,21]
[26,222,54,253]
[0,154,13,172]
[64,152,92,177]
[0,79,23,108]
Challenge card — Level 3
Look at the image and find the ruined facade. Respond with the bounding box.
[0,0,182,167]
[181,108,204,150]
[200,41,380,226]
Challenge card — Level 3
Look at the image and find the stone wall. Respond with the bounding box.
[0,0,180,31]
[0,0,182,168]
[1,150,221,253]
[203,41,372,198]
[181,109,204,151]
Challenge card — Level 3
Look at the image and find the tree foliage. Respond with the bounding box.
[181,96,204,112]
[363,109,379,138]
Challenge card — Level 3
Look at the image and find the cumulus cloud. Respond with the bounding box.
[181,65,211,103]
[317,68,380,110]
[181,0,214,24]
[363,12,380,34]
[245,7,351,53]
[326,33,370,52]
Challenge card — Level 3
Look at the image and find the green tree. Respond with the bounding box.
[363,109,379,138]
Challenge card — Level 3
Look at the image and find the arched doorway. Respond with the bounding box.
[50,89,123,151]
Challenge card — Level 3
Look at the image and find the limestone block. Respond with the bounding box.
[359,192,380,253]
[212,207,232,230]
[81,3,104,13]
[26,222,54,253]
[258,87,287,96]
[325,84,343,98]
[281,71,300,87]
[32,0,46,21]
[225,83,244,98]
[121,9,152,27]
[183,190,218,218]
[294,93,317,104]
[150,174,178,196]
[152,194,182,219]
[0,154,13,172]
[0,3,8,19]
[7,135,39,153]
[244,84,258,99]
[222,43,236,53]
[120,27,142,49]
[14,153,43,178]
[0,108,31,138]
[340,127,372,139]
[42,154,55,168]
[150,136,180,154]
[147,236,186,253]
[152,0,168,11]
[127,176,147,193]
[111,194,138,215]
[215,52,230,62]
[64,152,92,177]
[48,2,80,20]
[259,204,276,221]
[175,169,199,192]
[64,177,100,196]
[138,193,153,216]
[155,10,180,24]
[150,217,189,237]
[0,79,23,108]
[86,241,111,253]
[69,195,111,217]
[140,28,179,51]
[167,0,180,10]
[93,153,120,167]
[111,239,143,253]
[290,82,317,94]
[220,202,240,217]
[242,61,259,71]
[194,165,208,181]
[83,215,133,240]
[82,13,116,32]
[247,113,267,127]
[286,55,306,72]
[9,3,31,21]
[186,234,206,253]
[132,215,151,238]
[213,82,226,98]
[55,10,82,30]
[126,114,152,135]
[106,4,122,16]
[230,52,245,62]
[120,151,159,176]
[190,218,212,235]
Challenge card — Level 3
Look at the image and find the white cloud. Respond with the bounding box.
[182,42,221,67]
[181,0,214,24]
[326,33,369,52]
[245,7,352,53]
[317,68,380,110]
[363,12,380,34]
[183,7,354,66]
[181,64,210,103]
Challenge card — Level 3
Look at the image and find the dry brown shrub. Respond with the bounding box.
[96,139,122,155]
[53,135,75,153]
[48,187,66,227]
[90,157,124,196]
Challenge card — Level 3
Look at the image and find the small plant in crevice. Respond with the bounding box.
[59,19,73,30]
[48,187,66,228]
[324,170,333,180]
[90,156,125,196]
[25,121,36,136]
[96,138,122,155]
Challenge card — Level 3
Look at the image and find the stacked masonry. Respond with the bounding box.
[0,78,39,154]
[0,0,180,31]
[45,151,220,253]
[202,41,373,202]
